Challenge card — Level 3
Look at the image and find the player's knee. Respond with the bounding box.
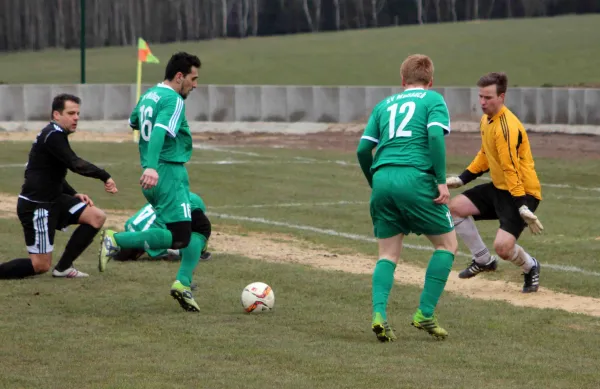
[191,210,211,240]
[80,206,106,229]
[167,222,192,250]
[493,240,514,260]
[30,253,52,274]
[91,208,107,228]
[449,198,465,217]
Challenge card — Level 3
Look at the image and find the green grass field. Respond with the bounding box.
[0,14,598,87]
[1,138,600,388]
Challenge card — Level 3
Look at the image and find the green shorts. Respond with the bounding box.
[142,163,191,225]
[370,166,454,239]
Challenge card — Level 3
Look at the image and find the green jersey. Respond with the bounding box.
[361,88,450,174]
[129,83,193,168]
[124,192,206,233]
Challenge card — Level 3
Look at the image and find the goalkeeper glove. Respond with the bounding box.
[519,205,544,235]
[446,176,464,189]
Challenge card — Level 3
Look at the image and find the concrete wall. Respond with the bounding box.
[1,84,599,125]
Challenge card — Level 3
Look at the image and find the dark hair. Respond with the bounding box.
[164,52,201,81]
[477,72,508,95]
[51,94,81,114]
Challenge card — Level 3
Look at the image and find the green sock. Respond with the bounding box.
[176,232,207,287]
[372,259,397,321]
[418,250,455,317]
[114,229,172,250]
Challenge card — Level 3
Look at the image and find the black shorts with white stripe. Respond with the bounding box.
[17,194,87,254]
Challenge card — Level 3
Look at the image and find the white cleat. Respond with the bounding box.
[52,267,89,278]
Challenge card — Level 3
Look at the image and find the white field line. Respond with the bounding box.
[212,200,368,209]
[207,212,600,278]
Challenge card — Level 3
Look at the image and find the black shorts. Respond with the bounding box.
[17,194,87,254]
[462,183,540,240]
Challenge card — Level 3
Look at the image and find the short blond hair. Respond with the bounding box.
[400,54,434,86]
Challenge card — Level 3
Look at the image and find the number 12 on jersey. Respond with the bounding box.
[387,101,416,139]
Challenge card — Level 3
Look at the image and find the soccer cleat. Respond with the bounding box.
[411,309,448,340]
[458,256,498,279]
[98,229,119,272]
[52,267,89,278]
[522,258,540,293]
[170,280,200,312]
[200,251,212,261]
[371,312,397,342]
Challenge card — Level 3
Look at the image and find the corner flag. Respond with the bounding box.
[134,38,160,143]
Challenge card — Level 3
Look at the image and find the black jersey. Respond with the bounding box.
[19,122,111,203]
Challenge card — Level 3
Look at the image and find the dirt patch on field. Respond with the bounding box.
[4,193,596,317]
[195,130,600,160]
[1,124,599,159]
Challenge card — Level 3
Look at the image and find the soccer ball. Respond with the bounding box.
[241,282,275,313]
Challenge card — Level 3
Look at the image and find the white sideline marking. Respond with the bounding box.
[0,162,120,168]
[193,144,261,156]
[207,212,600,278]
[212,200,368,209]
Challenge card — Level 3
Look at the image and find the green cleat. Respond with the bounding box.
[411,309,448,340]
[98,229,119,272]
[170,281,200,312]
[372,312,397,342]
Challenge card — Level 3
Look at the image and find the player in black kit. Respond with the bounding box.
[0,94,118,279]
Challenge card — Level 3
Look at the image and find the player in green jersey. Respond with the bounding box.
[357,54,458,342]
[98,52,206,312]
[112,192,212,263]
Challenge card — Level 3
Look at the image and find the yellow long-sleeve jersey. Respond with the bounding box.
[464,106,542,200]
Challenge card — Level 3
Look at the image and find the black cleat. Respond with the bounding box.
[522,258,540,293]
[458,256,498,279]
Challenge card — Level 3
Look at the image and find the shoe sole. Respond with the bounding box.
[372,323,395,342]
[411,322,448,340]
[170,289,200,312]
[98,230,110,272]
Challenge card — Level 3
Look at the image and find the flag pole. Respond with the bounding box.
[133,50,142,143]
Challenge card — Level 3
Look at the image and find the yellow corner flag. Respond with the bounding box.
[134,38,160,143]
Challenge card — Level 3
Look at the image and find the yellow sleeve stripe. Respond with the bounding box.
[500,114,522,186]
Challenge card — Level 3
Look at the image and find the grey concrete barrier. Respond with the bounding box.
[0,84,599,128]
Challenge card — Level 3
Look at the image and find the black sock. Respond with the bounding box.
[0,258,36,279]
[55,224,100,272]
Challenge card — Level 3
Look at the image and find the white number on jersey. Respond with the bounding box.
[132,204,157,231]
[387,101,416,139]
[446,211,454,228]
[181,203,191,218]
[139,105,154,141]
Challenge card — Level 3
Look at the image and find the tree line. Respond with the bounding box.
[0,0,598,52]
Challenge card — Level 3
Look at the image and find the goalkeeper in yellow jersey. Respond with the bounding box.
[446,72,543,293]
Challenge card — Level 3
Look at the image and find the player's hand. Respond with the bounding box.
[519,205,544,235]
[446,176,464,189]
[74,193,94,207]
[105,178,118,194]
[434,184,450,204]
[140,168,159,190]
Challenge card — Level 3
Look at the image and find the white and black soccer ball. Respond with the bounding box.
[241,282,275,313]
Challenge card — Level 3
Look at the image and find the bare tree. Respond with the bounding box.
[371,0,387,27]
[221,0,228,37]
[356,0,365,28]
[302,0,321,32]
[434,0,442,22]
[333,0,341,30]
[487,0,496,18]
[474,0,479,20]
[302,0,314,31]
[506,0,512,17]
[449,0,457,21]
[416,0,423,24]
[252,0,259,36]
